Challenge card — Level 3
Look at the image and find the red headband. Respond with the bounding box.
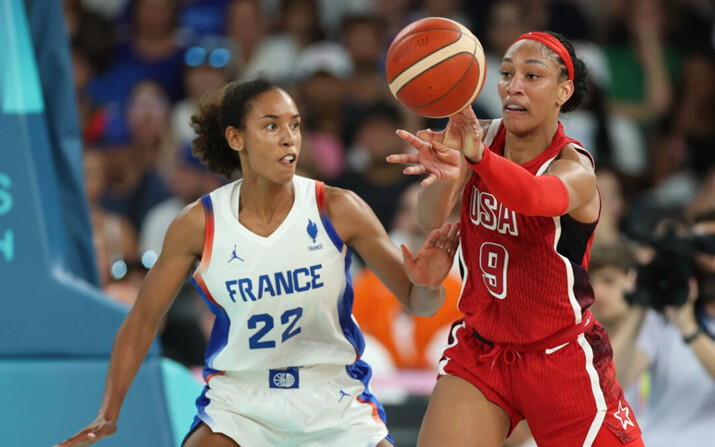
[513,32,574,81]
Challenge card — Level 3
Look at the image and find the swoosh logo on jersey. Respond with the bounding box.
[544,342,570,354]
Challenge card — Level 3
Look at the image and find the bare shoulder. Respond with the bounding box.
[323,185,380,244]
[162,199,206,257]
[324,185,369,215]
[559,143,596,173]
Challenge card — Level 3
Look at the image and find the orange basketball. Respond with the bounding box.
[386,17,487,118]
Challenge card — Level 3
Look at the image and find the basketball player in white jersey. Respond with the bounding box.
[55,78,460,447]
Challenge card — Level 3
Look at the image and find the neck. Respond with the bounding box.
[504,120,559,164]
[238,174,295,222]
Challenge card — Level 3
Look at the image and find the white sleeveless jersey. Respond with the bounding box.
[191,176,364,375]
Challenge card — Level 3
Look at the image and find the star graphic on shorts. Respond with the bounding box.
[613,400,635,430]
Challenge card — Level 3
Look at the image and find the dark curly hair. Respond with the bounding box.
[190,78,278,178]
[548,32,589,113]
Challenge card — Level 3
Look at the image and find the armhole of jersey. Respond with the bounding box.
[570,143,595,168]
[315,181,346,253]
[483,118,501,146]
[194,194,215,277]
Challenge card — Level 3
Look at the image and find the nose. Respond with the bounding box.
[280,124,298,147]
[507,74,525,95]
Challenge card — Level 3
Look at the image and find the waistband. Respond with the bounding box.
[215,363,349,389]
[473,310,595,366]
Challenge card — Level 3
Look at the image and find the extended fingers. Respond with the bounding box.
[433,223,452,249]
[386,153,419,164]
[446,222,460,252]
[400,244,415,270]
[416,128,440,141]
[421,173,437,186]
[403,164,427,175]
[396,129,432,151]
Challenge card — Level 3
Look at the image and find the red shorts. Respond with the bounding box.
[439,318,642,447]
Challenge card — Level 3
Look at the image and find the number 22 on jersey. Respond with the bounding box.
[248,307,304,349]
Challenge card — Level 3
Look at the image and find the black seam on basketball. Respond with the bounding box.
[391,27,462,44]
[399,52,477,110]
[393,50,474,97]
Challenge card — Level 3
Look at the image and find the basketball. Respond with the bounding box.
[385,17,487,118]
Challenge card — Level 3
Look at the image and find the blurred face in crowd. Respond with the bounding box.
[357,116,402,162]
[185,65,230,102]
[226,0,265,46]
[343,20,384,70]
[301,72,344,110]
[590,266,634,326]
[486,0,528,55]
[127,82,170,146]
[281,0,319,41]
[134,0,177,38]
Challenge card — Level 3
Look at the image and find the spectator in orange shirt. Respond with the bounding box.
[353,183,463,370]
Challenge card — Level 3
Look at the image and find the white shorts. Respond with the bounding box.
[184,361,392,447]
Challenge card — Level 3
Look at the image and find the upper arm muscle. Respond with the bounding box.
[130,201,205,324]
[546,146,599,222]
[325,187,412,303]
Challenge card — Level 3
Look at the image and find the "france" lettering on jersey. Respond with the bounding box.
[224,264,324,302]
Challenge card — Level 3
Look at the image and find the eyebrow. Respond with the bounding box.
[259,114,301,119]
[502,57,549,67]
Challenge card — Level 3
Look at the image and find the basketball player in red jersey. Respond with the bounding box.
[388,32,645,447]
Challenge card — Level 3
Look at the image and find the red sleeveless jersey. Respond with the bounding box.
[458,119,598,344]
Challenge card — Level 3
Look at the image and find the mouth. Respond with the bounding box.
[504,103,527,114]
[280,154,297,166]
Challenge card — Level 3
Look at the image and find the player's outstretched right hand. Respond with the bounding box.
[53,417,117,447]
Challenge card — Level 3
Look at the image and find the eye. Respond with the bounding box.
[291,121,301,129]
[527,73,541,80]
[499,70,512,79]
[265,123,277,130]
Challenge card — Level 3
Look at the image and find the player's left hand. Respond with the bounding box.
[402,222,460,288]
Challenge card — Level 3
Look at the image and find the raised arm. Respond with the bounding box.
[386,114,492,230]
[326,186,459,317]
[405,107,599,223]
[55,201,205,447]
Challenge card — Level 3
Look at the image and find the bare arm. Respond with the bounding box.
[543,146,600,223]
[611,6,673,123]
[666,283,715,382]
[608,306,650,388]
[387,115,492,229]
[326,187,459,316]
[56,202,205,447]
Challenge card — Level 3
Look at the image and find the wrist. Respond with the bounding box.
[683,326,704,345]
[464,143,489,166]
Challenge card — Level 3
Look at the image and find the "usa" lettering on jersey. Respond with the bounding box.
[468,185,519,236]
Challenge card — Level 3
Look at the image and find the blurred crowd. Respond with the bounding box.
[64,0,713,445]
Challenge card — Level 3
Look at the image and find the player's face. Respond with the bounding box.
[498,40,573,135]
[235,88,302,185]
